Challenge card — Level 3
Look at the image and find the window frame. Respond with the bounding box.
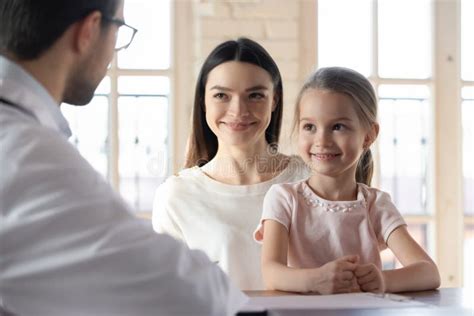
[103,0,194,216]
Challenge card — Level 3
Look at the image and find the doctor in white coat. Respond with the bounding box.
[0,1,246,315]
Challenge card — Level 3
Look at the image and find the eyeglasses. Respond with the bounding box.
[102,15,138,51]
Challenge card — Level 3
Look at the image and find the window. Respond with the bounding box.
[377,0,431,79]
[462,88,474,218]
[378,85,431,216]
[62,79,110,177]
[461,0,474,81]
[62,0,172,214]
[317,0,372,76]
[118,77,170,212]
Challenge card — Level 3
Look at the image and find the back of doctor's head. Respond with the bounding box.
[0,0,120,60]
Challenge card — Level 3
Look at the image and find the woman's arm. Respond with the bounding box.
[383,225,441,292]
[261,220,359,294]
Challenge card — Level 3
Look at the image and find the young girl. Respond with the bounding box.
[254,67,440,294]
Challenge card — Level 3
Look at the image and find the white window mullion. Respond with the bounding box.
[376,78,432,85]
[108,57,120,190]
[433,0,464,287]
[371,0,381,188]
[115,69,172,77]
[372,0,379,80]
[171,0,193,173]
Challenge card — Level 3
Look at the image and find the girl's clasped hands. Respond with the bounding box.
[308,255,385,294]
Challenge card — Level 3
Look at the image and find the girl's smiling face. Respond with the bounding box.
[297,88,375,182]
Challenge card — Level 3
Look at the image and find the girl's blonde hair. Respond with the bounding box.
[293,67,378,186]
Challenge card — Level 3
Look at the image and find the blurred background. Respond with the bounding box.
[60,0,473,289]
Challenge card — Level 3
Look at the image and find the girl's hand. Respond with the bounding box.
[355,263,386,293]
[309,255,359,294]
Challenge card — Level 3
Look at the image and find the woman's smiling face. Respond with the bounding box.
[204,61,276,148]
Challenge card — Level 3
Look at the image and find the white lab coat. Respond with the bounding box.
[0,55,247,316]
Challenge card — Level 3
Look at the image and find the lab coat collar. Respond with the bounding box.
[0,55,72,138]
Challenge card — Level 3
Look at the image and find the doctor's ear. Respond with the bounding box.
[363,123,379,149]
[72,11,103,54]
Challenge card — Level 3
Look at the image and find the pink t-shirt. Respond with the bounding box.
[254,180,406,269]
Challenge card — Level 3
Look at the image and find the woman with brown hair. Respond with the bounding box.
[152,38,309,290]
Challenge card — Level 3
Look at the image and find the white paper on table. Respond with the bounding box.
[239,293,428,312]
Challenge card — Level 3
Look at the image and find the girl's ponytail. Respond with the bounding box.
[356,149,374,186]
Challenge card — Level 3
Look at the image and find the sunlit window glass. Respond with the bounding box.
[462,0,474,80]
[118,0,171,69]
[378,0,431,79]
[95,76,111,95]
[378,85,431,215]
[463,87,474,215]
[317,0,372,76]
[464,224,474,289]
[118,77,170,212]
[118,76,170,95]
[61,78,110,177]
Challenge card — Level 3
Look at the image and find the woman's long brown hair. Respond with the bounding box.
[184,37,283,168]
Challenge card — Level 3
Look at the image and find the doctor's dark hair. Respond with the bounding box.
[293,67,378,186]
[0,0,120,60]
[185,37,283,168]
